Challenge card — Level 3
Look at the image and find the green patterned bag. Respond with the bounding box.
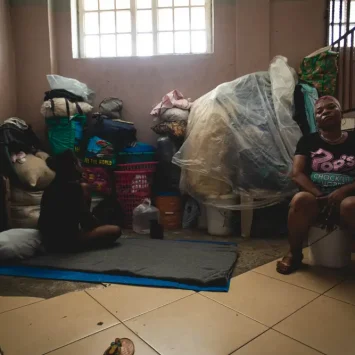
[299,49,339,97]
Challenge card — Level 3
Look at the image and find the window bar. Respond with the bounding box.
[114,0,118,56]
[189,0,192,53]
[98,1,102,57]
[331,0,335,44]
[350,31,354,110]
[206,0,213,53]
[342,32,348,107]
[131,0,137,56]
[339,0,344,42]
[334,40,340,99]
[78,0,86,57]
[173,0,176,53]
[346,0,351,31]
[152,0,158,55]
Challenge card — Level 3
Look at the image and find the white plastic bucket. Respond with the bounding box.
[206,195,236,236]
[308,226,352,268]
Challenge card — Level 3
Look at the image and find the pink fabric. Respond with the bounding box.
[151,90,192,117]
[82,167,111,195]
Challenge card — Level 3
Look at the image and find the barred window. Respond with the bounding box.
[76,0,213,57]
[328,0,355,45]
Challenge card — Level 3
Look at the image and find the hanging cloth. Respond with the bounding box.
[300,83,319,134]
[293,85,310,136]
[298,46,338,97]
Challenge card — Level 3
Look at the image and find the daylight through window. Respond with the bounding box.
[328,0,355,45]
[77,0,213,57]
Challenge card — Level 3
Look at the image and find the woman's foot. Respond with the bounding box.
[276,251,303,275]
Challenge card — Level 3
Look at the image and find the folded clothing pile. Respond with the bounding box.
[151,90,192,139]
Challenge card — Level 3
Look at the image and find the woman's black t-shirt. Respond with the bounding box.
[295,131,355,194]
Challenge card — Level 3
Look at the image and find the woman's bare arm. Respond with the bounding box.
[291,155,323,197]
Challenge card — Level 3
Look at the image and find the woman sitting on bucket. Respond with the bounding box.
[277,96,355,275]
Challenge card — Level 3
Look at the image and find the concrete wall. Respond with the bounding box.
[10,0,51,137]
[0,0,17,121]
[7,0,327,143]
[235,0,326,77]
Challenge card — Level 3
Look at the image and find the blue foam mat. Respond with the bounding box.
[0,239,236,292]
[0,265,230,292]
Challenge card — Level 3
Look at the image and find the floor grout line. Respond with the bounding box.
[271,294,323,329]
[227,328,270,355]
[0,298,47,316]
[199,293,272,328]
[42,323,120,355]
[84,290,163,354]
[121,321,162,355]
[251,268,345,294]
[118,292,197,323]
[272,329,327,355]
[321,292,355,307]
[250,269,322,293]
[84,289,197,352]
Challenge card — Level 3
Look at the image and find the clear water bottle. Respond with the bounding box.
[132,199,160,234]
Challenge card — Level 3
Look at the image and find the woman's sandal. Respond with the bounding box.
[276,254,304,275]
[104,338,135,355]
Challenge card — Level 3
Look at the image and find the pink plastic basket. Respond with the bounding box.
[114,162,157,227]
[116,162,157,172]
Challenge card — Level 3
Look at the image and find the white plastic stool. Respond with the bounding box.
[308,226,352,268]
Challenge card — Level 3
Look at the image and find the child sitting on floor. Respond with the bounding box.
[38,150,121,252]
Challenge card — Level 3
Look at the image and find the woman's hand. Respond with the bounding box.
[318,186,350,207]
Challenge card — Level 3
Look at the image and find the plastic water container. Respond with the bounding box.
[90,195,104,211]
[132,199,160,234]
[206,195,236,236]
[308,226,352,268]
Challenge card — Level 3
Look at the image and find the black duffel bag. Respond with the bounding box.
[89,113,137,152]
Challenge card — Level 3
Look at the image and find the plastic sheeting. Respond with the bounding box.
[173,56,302,209]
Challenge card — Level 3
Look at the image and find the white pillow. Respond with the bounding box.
[0,229,42,261]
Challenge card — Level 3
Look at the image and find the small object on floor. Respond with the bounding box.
[150,219,164,239]
[0,346,3,355]
[103,338,135,355]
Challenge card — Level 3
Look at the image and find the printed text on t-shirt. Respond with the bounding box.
[311,149,355,172]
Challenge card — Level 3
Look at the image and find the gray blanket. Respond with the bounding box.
[22,239,238,287]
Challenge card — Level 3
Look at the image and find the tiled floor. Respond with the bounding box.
[1,250,354,355]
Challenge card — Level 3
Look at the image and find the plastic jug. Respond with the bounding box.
[132,199,160,234]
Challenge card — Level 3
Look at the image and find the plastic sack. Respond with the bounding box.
[10,204,41,228]
[173,56,302,210]
[132,198,160,234]
[160,108,190,122]
[152,120,187,138]
[47,75,95,104]
[182,198,199,229]
[99,97,123,120]
[11,187,43,206]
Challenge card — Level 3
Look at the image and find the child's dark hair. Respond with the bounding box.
[46,150,80,181]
